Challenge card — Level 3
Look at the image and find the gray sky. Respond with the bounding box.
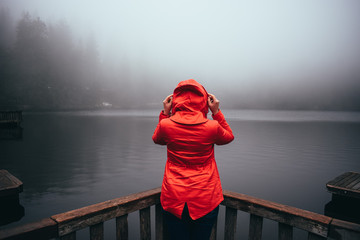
[3,0,360,108]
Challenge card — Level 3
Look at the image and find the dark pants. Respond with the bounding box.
[162,204,219,240]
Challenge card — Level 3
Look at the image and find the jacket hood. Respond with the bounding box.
[170,79,209,125]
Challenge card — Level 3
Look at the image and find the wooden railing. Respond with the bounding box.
[0,187,360,240]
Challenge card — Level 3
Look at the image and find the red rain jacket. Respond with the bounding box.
[152,79,234,220]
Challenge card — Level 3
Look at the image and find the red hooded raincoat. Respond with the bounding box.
[152,79,234,220]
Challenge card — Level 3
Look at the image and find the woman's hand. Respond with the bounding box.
[163,94,173,115]
[208,93,219,115]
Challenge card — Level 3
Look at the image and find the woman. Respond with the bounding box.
[152,79,234,240]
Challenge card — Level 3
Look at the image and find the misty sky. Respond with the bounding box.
[2,0,360,108]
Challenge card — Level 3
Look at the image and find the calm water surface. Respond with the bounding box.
[1,109,360,239]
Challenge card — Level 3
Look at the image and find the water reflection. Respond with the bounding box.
[324,195,360,224]
[0,126,23,140]
[1,110,359,236]
[0,200,24,226]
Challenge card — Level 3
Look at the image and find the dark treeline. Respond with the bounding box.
[0,9,118,110]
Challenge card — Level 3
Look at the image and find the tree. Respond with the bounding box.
[13,12,50,109]
[0,10,107,110]
[0,6,15,109]
[0,6,15,48]
[47,20,80,108]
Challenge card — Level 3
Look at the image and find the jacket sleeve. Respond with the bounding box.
[152,111,169,145]
[212,109,234,145]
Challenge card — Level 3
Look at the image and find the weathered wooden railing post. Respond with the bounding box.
[308,232,327,240]
[249,214,263,240]
[116,214,128,240]
[224,206,237,240]
[90,222,104,240]
[60,232,76,240]
[139,207,151,240]
[278,222,293,240]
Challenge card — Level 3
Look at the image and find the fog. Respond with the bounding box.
[1,0,360,110]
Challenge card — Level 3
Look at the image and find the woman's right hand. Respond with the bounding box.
[208,93,220,115]
[163,94,173,116]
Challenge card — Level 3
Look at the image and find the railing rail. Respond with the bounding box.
[221,190,360,240]
[0,187,359,240]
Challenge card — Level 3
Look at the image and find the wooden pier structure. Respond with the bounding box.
[0,170,23,203]
[326,171,360,200]
[0,170,24,226]
[325,172,360,224]
[0,111,22,127]
[0,187,360,240]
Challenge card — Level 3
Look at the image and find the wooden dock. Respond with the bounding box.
[0,111,22,127]
[0,170,23,201]
[326,172,360,200]
[0,170,24,227]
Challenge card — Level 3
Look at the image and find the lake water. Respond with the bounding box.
[1,109,360,239]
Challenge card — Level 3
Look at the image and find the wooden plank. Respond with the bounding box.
[327,172,353,186]
[307,232,326,240]
[222,190,331,237]
[0,170,23,197]
[116,214,128,240]
[155,204,164,240]
[139,207,151,240]
[60,232,76,240]
[279,222,293,240]
[338,173,359,188]
[334,172,357,187]
[90,222,104,240]
[52,187,160,236]
[248,214,263,240]
[224,206,237,240]
[353,181,360,190]
[345,174,360,189]
[0,218,58,240]
[331,172,357,188]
